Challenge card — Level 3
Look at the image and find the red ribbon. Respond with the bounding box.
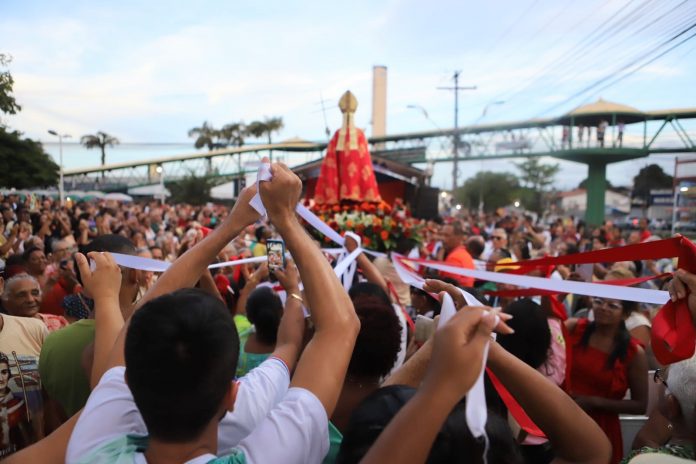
[387,281,415,333]
[487,368,546,438]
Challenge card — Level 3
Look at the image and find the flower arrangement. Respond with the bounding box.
[305,198,425,252]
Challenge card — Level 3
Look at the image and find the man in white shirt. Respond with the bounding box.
[66,163,360,463]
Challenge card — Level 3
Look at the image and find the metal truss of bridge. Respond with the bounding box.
[64,99,696,225]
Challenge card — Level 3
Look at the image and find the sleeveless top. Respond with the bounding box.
[569,318,641,464]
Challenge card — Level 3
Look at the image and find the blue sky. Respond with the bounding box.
[2,0,695,190]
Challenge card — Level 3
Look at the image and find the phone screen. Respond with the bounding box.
[266,240,286,271]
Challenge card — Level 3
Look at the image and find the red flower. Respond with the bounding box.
[332,205,340,213]
[373,224,382,234]
[404,229,411,238]
[329,221,339,230]
[356,223,365,233]
[363,237,371,247]
[380,230,389,241]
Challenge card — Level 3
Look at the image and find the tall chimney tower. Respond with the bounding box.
[371,65,387,138]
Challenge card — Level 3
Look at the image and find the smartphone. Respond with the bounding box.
[266,240,286,271]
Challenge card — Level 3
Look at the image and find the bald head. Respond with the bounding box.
[465,236,485,259]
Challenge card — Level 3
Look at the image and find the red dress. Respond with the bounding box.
[569,319,640,464]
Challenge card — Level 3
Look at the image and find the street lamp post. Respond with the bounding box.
[156,166,165,205]
[48,130,71,206]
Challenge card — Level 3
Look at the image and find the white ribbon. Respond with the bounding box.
[334,247,362,287]
[400,257,670,305]
[249,163,272,217]
[207,256,267,269]
[111,254,171,272]
[109,253,268,272]
[295,203,347,246]
[435,277,493,453]
[336,231,362,290]
[392,253,492,447]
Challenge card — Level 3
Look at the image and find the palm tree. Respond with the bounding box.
[188,121,219,151]
[246,116,284,161]
[219,122,246,148]
[80,132,120,176]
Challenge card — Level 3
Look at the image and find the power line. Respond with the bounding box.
[536,3,696,96]
[438,71,477,190]
[500,0,694,112]
[535,20,696,116]
[496,0,650,103]
[467,0,543,79]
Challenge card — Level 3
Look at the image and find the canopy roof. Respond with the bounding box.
[559,98,645,124]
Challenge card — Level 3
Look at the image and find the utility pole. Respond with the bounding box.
[438,71,476,190]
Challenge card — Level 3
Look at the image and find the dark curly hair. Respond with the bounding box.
[497,299,551,369]
[347,298,402,380]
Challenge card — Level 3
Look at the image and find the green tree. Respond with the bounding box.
[579,177,614,190]
[0,54,21,118]
[80,131,120,169]
[454,171,520,212]
[219,122,246,148]
[632,163,673,204]
[514,158,560,213]
[246,116,284,161]
[0,128,59,188]
[188,121,219,151]
[168,172,215,205]
[0,53,57,188]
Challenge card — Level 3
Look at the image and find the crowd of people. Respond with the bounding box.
[0,165,694,463]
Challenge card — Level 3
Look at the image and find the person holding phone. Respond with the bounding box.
[236,263,301,378]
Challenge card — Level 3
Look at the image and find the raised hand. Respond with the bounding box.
[423,307,498,398]
[227,184,261,230]
[423,279,513,334]
[274,261,300,294]
[75,252,122,302]
[259,163,302,227]
[668,269,696,326]
[247,263,269,287]
[344,234,359,253]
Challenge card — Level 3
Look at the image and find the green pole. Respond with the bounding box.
[585,161,607,226]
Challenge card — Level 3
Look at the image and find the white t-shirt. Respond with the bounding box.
[67,359,328,464]
[218,357,290,453]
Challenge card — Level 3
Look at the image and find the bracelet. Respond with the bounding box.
[288,292,303,304]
